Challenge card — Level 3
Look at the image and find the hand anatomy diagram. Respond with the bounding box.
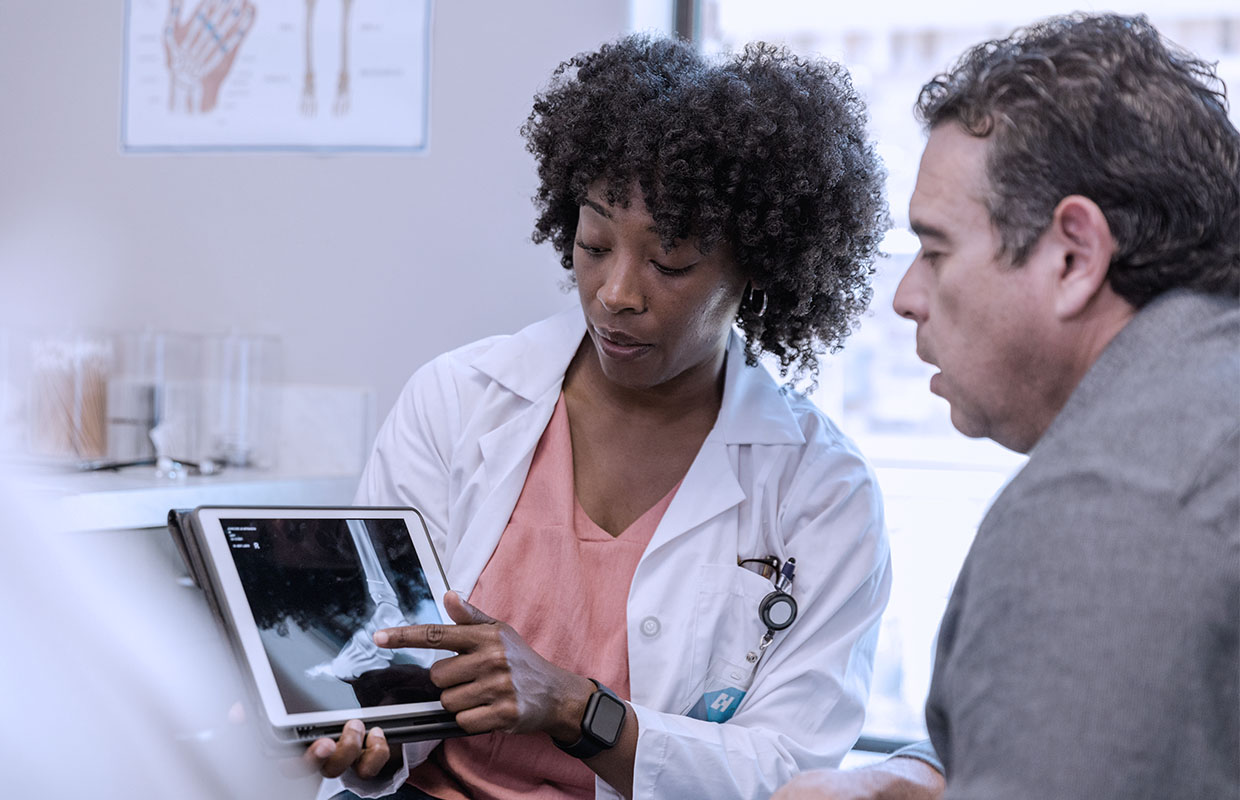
[163,0,257,114]
[302,0,355,116]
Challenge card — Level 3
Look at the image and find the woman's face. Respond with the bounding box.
[572,185,748,393]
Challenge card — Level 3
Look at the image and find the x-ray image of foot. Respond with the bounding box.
[304,603,403,680]
[305,520,436,681]
[164,0,257,114]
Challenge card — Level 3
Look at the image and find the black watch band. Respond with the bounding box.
[554,679,627,760]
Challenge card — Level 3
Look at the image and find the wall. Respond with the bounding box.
[0,0,633,420]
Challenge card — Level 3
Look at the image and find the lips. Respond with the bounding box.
[592,324,653,362]
[918,354,943,394]
[914,340,943,394]
[596,326,648,347]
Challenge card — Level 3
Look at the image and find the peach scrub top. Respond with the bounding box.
[408,393,679,800]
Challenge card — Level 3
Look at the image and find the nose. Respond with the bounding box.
[892,257,926,323]
[597,254,646,314]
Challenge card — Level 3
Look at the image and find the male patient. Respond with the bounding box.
[776,12,1239,800]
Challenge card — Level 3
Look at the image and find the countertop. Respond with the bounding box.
[13,463,359,531]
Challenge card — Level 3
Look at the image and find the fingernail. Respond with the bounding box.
[314,740,335,758]
[346,719,365,734]
[373,630,389,646]
[369,726,385,739]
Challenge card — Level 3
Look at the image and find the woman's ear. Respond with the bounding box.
[1048,195,1118,319]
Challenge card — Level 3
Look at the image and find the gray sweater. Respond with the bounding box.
[925,290,1240,799]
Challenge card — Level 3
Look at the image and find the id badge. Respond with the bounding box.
[682,656,758,723]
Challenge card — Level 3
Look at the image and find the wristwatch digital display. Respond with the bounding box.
[554,679,627,759]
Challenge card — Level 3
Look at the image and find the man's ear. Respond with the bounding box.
[1047,195,1117,319]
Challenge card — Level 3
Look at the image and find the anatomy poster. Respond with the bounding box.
[122,0,431,152]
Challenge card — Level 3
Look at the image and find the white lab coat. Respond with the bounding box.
[342,307,891,800]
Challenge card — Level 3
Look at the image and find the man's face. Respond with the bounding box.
[893,123,1059,453]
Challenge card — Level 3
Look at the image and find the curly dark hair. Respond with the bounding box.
[522,34,888,380]
[916,13,1240,306]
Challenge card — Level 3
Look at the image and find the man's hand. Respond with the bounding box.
[771,758,945,800]
[374,591,594,742]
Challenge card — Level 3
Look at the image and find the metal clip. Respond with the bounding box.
[746,630,776,665]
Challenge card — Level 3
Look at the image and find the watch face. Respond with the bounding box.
[590,693,626,745]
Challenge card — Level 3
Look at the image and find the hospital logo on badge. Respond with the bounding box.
[687,687,747,723]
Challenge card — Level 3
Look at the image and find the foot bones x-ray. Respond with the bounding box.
[305,519,438,682]
[235,516,442,713]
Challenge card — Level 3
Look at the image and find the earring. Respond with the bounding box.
[747,285,767,318]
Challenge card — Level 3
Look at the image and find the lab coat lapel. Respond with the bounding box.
[650,437,746,551]
[448,387,560,595]
[644,333,804,554]
[447,307,583,595]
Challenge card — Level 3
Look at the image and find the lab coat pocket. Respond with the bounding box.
[682,564,774,722]
[682,655,756,722]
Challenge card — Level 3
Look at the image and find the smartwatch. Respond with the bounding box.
[554,679,627,760]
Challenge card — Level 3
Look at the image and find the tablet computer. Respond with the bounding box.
[170,505,462,746]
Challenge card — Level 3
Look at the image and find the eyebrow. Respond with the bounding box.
[580,196,664,237]
[581,198,612,219]
[909,219,952,244]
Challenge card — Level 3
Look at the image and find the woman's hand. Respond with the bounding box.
[304,719,392,779]
[301,591,596,783]
[375,591,595,742]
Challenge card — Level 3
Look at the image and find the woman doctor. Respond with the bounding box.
[312,34,891,800]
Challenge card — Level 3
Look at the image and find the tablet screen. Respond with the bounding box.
[218,515,446,719]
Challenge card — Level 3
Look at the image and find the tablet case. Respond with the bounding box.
[167,507,464,746]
